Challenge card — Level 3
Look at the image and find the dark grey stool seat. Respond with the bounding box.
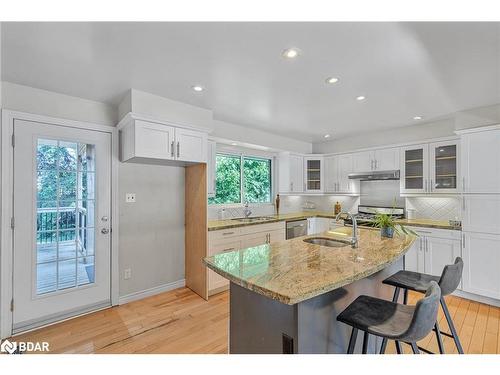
[337,282,441,354]
[380,257,464,354]
[384,271,440,293]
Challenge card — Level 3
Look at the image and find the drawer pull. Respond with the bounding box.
[222,232,235,236]
[222,247,235,252]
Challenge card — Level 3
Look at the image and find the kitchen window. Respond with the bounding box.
[208,153,272,205]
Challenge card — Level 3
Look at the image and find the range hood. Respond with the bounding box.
[348,170,400,181]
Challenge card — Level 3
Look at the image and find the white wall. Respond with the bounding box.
[313,118,456,154]
[119,163,185,296]
[1,82,117,126]
[119,89,312,154]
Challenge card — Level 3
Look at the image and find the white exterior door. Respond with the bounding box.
[12,119,112,333]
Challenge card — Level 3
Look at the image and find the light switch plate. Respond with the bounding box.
[124,268,132,280]
[125,193,136,203]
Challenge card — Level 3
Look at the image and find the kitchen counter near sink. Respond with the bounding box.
[203,226,416,353]
[208,211,460,231]
[204,226,415,305]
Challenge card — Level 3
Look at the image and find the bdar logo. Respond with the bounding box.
[0,339,18,354]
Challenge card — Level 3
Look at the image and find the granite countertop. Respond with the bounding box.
[203,227,416,305]
[207,211,460,231]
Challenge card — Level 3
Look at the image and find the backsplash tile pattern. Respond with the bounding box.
[405,197,461,221]
[208,195,360,220]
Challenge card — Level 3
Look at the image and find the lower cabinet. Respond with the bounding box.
[208,222,285,295]
[462,232,500,299]
[404,227,462,289]
[307,217,331,235]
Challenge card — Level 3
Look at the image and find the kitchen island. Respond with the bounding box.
[203,227,416,354]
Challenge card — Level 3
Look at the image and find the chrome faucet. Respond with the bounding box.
[243,202,252,218]
[336,211,359,248]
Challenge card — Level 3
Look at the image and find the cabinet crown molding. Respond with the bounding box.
[117,112,212,134]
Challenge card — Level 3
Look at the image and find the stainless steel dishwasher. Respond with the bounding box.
[286,219,308,239]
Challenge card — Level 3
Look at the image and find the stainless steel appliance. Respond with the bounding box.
[348,170,400,180]
[343,205,405,228]
[286,219,308,239]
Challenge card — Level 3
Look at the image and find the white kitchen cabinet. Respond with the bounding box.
[118,115,208,164]
[279,152,305,193]
[424,236,462,278]
[404,228,462,288]
[404,237,423,273]
[462,195,500,235]
[207,238,241,293]
[351,148,399,172]
[400,140,460,194]
[352,151,373,173]
[400,144,429,194]
[460,128,500,194]
[375,148,400,171]
[325,154,357,194]
[175,128,208,163]
[304,156,324,193]
[207,140,217,198]
[462,232,500,299]
[307,217,330,235]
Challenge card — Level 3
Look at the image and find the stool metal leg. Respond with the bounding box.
[380,287,401,354]
[434,321,445,354]
[440,297,464,354]
[347,328,358,354]
[395,340,403,354]
[362,332,369,354]
[410,342,420,354]
[403,289,408,305]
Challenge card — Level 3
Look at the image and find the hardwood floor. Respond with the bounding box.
[11,287,500,354]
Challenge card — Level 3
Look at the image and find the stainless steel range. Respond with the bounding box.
[344,205,405,228]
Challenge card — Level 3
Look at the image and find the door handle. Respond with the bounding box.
[177,141,180,158]
[101,228,110,234]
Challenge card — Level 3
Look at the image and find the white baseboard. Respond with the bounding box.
[454,289,500,307]
[118,279,186,305]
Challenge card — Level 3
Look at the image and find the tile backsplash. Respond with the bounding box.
[208,195,360,220]
[405,196,461,221]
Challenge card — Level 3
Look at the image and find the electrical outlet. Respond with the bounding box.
[125,193,136,203]
[124,268,132,280]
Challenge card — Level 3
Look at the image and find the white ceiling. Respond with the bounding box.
[2,22,499,142]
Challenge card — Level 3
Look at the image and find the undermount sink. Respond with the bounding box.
[303,237,351,248]
[231,216,276,223]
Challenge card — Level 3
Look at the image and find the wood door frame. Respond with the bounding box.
[0,110,120,338]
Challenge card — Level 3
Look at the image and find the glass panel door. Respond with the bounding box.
[36,139,96,295]
[433,144,457,191]
[404,148,424,190]
[306,159,321,191]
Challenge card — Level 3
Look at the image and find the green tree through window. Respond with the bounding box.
[208,154,272,205]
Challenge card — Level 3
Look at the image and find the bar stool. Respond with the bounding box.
[337,281,441,354]
[380,257,464,354]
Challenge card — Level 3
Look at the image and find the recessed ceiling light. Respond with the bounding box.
[282,48,300,59]
[192,85,204,92]
[325,77,339,84]
[324,134,331,138]
[356,95,366,101]
[231,143,238,146]
[413,116,423,120]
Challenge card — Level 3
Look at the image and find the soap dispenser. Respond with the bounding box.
[334,201,341,215]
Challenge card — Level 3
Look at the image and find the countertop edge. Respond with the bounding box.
[203,235,417,305]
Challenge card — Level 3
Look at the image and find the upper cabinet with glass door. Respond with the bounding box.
[304,156,324,193]
[430,141,460,193]
[400,140,460,194]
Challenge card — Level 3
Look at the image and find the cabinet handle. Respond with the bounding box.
[222,231,235,236]
[430,179,433,192]
[462,233,465,249]
[222,247,235,252]
[370,160,374,170]
[374,160,378,170]
[425,238,428,253]
[177,141,180,158]
[171,141,175,157]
